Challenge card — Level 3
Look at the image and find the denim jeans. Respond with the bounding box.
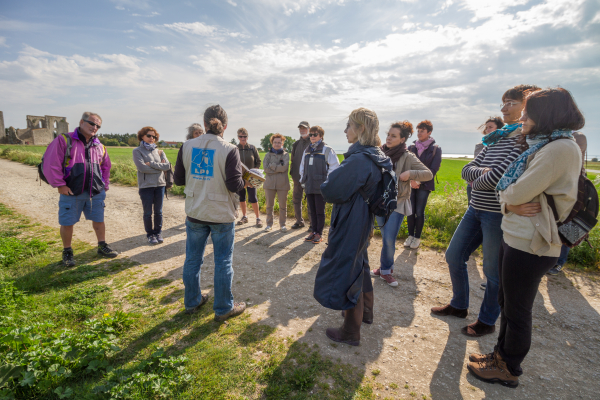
[407,188,431,238]
[557,244,570,266]
[182,220,235,316]
[376,212,405,275]
[139,186,165,237]
[445,206,503,326]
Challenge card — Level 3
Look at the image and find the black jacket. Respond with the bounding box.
[237,143,261,170]
[313,142,393,310]
[408,140,442,191]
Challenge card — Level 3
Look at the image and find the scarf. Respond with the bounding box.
[482,123,520,147]
[270,148,284,154]
[142,141,157,151]
[309,139,322,152]
[496,130,574,191]
[414,138,434,156]
[381,143,406,168]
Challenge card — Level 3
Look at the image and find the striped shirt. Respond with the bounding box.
[462,133,522,213]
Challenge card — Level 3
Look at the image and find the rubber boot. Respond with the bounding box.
[341,291,374,324]
[327,293,364,346]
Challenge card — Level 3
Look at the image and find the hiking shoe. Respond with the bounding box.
[185,294,209,314]
[547,264,564,275]
[291,222,305,229]
[236,216,248,225]
[280,226,288,232]
[461,319,496,337]
[410,238,421,249]
[98,243,118,258]
[403,236,415,247]
[214,302,246,322]
[431,303,468,318]
[62,249,75,267]
[380,274,398,287]
[305,232,316,241]
[467,351,519,388]
[370,268,394,276]
[155,233,164,243]
[148,235,158,245]
[481,282,487,290]
[312,233,323,244]
[256,218,263,228]
[469,352,495,363]
[264,225,272,231]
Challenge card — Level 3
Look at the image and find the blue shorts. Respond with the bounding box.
[58,190,106,226]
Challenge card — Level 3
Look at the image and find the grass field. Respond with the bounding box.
[1,144,598,272]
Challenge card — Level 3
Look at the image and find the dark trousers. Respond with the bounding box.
[292,179,306,225]
[496,239,557,376]
[407,188,431,238]
[306,193,325,235]
[139,186,165,237]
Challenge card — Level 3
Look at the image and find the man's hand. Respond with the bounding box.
[399,171,411,181]
[245,181,254,189]
[506,203,542,217]
[410,180,420,189]
[58,186,73,195]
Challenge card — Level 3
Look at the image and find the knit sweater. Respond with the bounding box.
[462,128,522,213]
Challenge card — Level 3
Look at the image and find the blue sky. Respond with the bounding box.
[1,0,599,154]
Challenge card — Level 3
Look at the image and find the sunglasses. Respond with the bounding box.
[238,136,248,139]
[85,120,101,129]
[308,133,320,137]
[146,134,157,140]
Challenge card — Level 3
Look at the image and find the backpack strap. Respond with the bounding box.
[324,146,331,167]
[61,133,72,169]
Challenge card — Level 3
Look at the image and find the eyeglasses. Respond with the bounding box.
[238,136,248,139]
[500,101,522,109]
[309,133,320,137]
[85,120,101,129]
[146,134,157,140]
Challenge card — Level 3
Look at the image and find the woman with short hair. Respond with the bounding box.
[263,133,290,232]
[132,126,171,245]
[469,117,505,203]
[299,125,340,244]
[185,123,204,140]
[468,88,585,388]
[371,121,432,287]
[236,128,262,227]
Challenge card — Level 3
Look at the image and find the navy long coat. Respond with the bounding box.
[313,142,393,310]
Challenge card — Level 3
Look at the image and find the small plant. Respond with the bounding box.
[390,382,398,389]
[371,369,381,376]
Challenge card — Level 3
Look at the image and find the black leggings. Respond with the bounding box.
[238,187,257,204]
[306,193,325,235]
[496,239,557,376]
[407,188,430,238]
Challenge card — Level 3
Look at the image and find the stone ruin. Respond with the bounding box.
[0,111,69,145]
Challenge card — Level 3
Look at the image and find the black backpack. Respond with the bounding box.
[359,167,398,226]
[37,133,73,185]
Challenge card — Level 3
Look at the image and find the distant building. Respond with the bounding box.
[163,141,179,147]
[0,112,69,145]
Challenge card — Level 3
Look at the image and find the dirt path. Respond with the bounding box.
[1,158,599,399]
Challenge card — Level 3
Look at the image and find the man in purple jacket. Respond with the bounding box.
[43,111,118,267]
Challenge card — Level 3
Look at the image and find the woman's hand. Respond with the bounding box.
[506,203,542,217]
[399,171,411,181]
[410,180,420,189]
[159,150,164,156]
[145,162,151,166]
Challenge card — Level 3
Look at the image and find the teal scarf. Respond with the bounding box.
[496,130,574,191]
[481,123,521,147]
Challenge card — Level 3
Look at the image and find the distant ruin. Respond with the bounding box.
[0,112,69,145]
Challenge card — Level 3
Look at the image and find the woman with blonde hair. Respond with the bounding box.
[263,133,290,231]
[314,107,393,346]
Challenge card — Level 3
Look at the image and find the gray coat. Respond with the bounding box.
[132,144,171,188]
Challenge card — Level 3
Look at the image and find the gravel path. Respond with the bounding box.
[1,158,599,399]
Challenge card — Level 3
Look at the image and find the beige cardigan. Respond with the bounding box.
[263,151,291,191]
[395,151,432,204]
[499,139,582,257]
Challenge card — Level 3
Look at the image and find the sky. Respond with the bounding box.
[1,0,599,154]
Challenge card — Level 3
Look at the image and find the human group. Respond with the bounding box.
[40,84,587,389]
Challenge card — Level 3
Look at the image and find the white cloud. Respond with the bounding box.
[110,0,152,10]
[132,11,160,17]
[163,22,217,35]
[0,37,7,47]
[333,39,341,44]
[153,46,169,52]
[115,6,125,10]
[226,0,238,6]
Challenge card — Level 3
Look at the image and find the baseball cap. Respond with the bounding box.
[298,121,310,128]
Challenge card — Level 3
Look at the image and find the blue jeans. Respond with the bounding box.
[557,244,570,266]
[376,212,405,275]
[139,186,165,237]
[182,220,235,316]
[445,206,503,326]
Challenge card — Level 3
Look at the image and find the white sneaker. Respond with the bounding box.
[280,226,287,232]
[264,225,272,231]
[403,236,414,247]
[410,238,421,249]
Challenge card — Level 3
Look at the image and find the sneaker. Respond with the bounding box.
[430,303,469,318]
[291,222,305,229]
[461,319,496,337]
[148,235,158,245]
[380,274,398,287]
[185,294,209,314]
[155,233,164,243]
[547,264,564,275]
[370,268,394,277]
[236,216,248,225]
[280,226,288,232]
[264,225,272,231]
[410,238,421,249]
[312,233,323,244]
[256,218,263,228]
[403,236,414,247]
[305,232,316,241]
[214,302,246,322]
[97,243,118,258]
[62,249,75,267]
[467,351,519,388]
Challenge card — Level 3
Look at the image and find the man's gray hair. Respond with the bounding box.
[186,123,204,140]
[81,111,102,122]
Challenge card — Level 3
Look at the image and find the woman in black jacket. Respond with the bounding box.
[405,120,442,249]
[313,107,393,346]
[236,128,263,227]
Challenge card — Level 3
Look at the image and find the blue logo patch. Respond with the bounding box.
[191,148,215,179]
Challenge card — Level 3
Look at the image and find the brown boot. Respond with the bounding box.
[461,319,495,337]
[467,350,519,388]
[469,351,494,363]
[340,291,373,324]
[431,303,468,318]
[327,293,364,346]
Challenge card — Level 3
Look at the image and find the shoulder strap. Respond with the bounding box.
[61,133,72,168]
[431,145,437,159]
[324,146,331,166]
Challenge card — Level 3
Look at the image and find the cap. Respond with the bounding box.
[298,121,310,129]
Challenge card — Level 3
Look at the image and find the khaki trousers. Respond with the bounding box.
[265,188,289,227]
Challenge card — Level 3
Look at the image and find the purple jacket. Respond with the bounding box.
[42,128,111,196]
